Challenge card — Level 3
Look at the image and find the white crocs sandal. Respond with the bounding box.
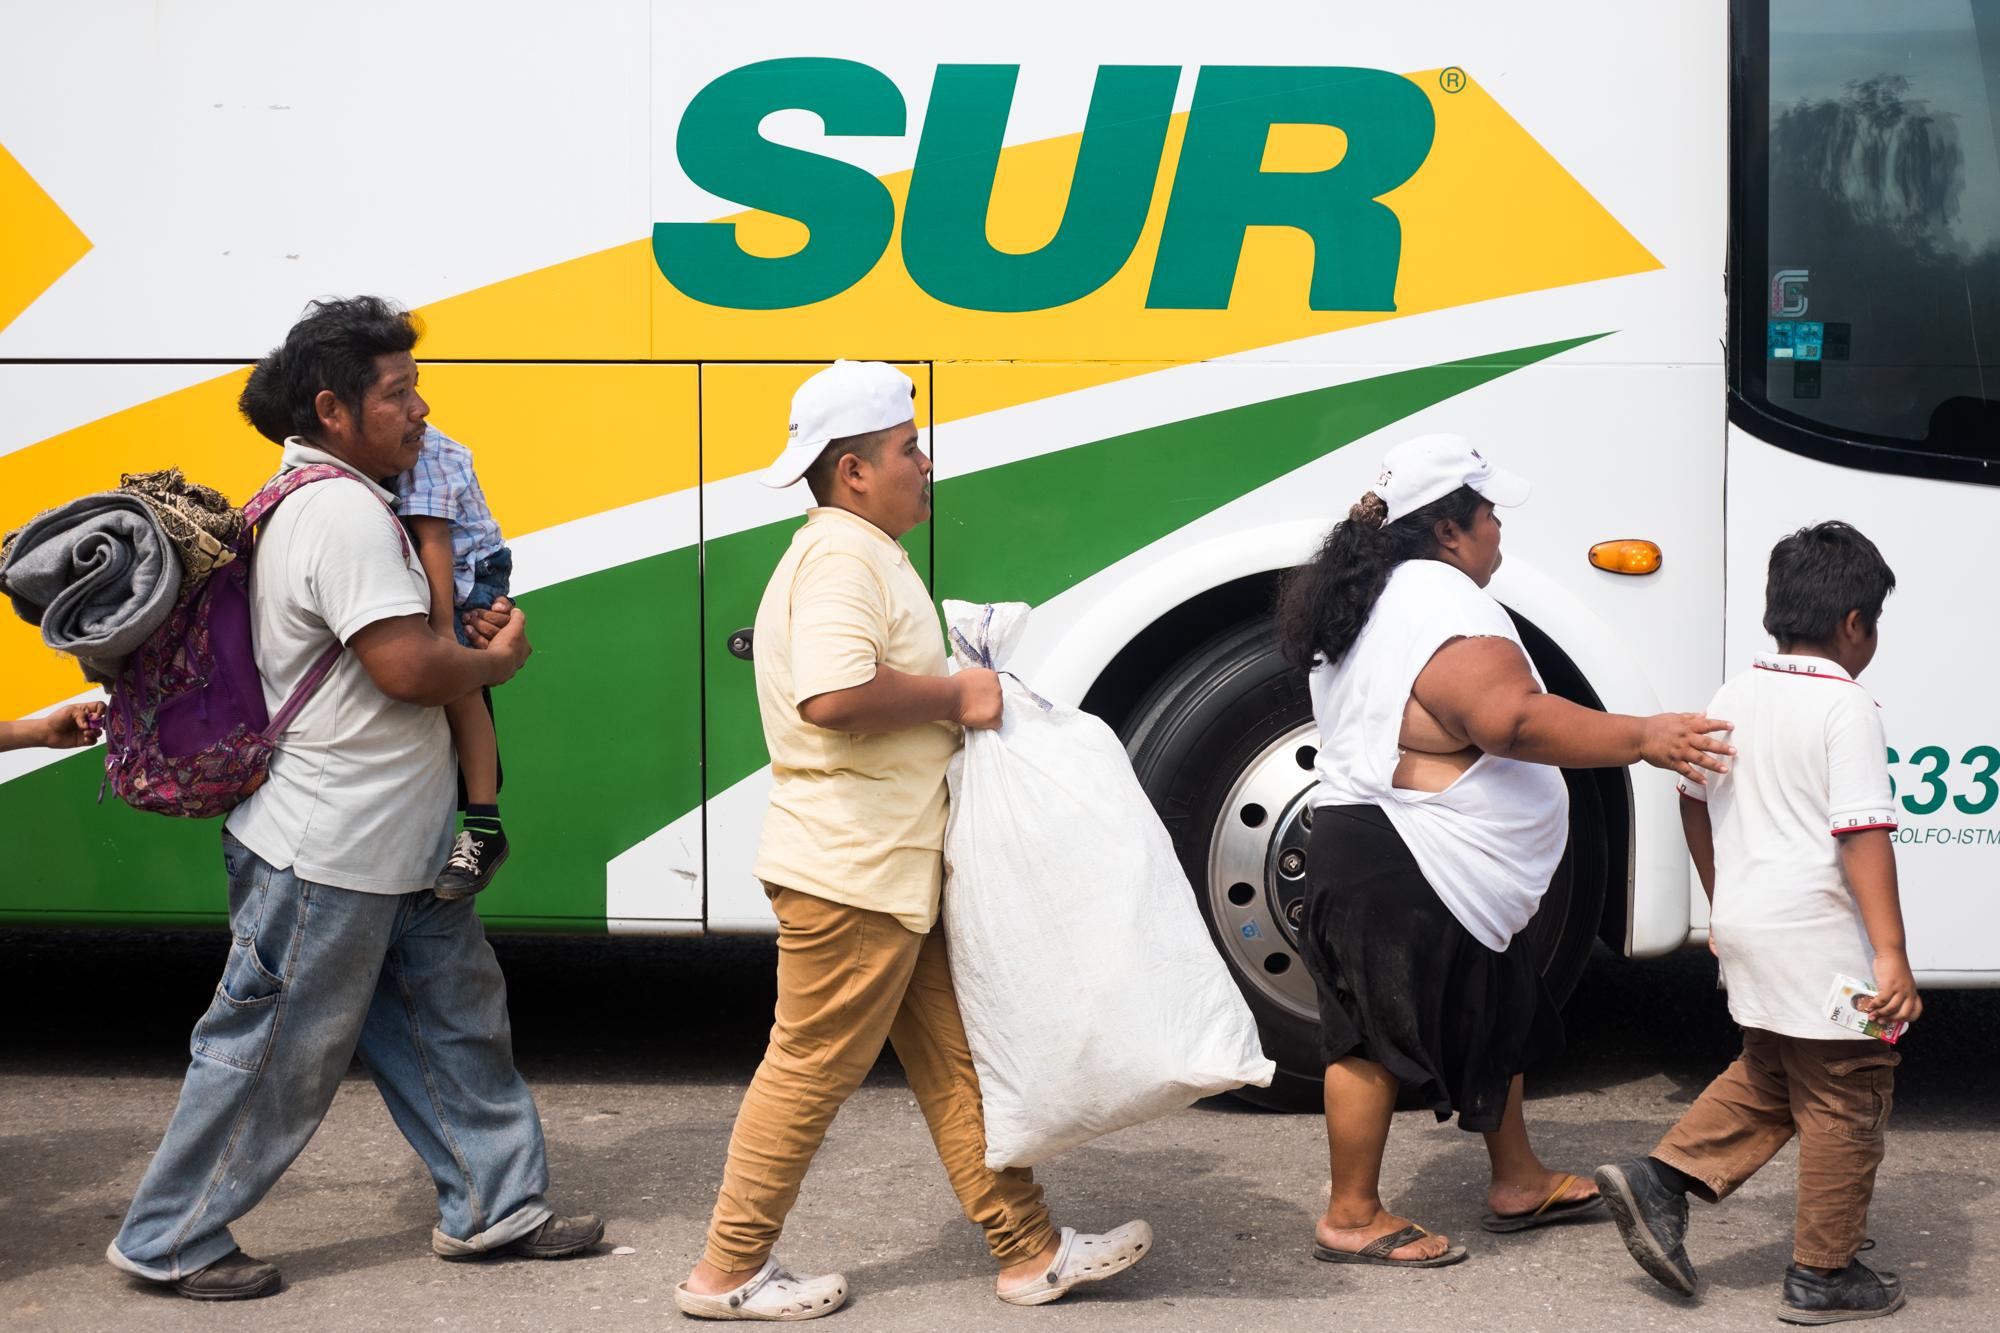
[674,1257,849,1321]
[998,1220,1155,1307]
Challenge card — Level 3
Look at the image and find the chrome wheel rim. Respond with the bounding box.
[1203,722,1321,1023]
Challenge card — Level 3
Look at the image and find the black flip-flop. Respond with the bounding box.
[1482,1173,1607,1233]
[1314,1223,1468,1269]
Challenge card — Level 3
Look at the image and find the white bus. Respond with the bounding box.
[1,0,1992,1104]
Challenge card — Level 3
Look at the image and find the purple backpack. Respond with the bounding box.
[103,465,405,818]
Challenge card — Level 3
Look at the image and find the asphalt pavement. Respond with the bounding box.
[2,929,1995,1332]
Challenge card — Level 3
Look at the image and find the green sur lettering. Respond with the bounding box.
[652,59,1436,313]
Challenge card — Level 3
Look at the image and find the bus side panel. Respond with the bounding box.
[1725,430,2000,977]
[0,1,654,360]
[933,350,1721,956]
[694,363,934,935]
[0,364,702,932]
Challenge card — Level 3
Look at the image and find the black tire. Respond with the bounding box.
[1123,617,1607,1112]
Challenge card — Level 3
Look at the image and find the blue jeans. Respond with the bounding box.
[453,545,513,646]
[108,831,552,1280]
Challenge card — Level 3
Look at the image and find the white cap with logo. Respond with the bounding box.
[759,359,918,488]
[1373,432,1530,525]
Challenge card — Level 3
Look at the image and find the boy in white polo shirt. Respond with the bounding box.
[1595,521,1920,1325]
[675,361,1152,1322]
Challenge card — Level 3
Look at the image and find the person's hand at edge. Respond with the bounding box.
[40,702,104,748]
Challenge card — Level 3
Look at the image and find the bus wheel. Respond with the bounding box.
[1123,618,1607,1112]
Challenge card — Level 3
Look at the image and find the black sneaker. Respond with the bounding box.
[434,829,509,900]
[1779,1254,1905,1324]
[436,1213,606,1261]
[501,1213,606,1259]
[172,1249,282,1301]
[1594,1158,1698,1296]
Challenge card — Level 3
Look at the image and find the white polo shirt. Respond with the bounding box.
[224,440,456,894]
[1680,652,1898,1038]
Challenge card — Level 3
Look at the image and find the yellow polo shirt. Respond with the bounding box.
[751,506,959,933]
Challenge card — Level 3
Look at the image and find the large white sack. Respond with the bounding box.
[942,600,1275,1169]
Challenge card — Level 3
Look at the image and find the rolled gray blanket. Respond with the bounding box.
[0,492,183,683]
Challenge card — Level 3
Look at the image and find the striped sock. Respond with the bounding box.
[463,803,503,840]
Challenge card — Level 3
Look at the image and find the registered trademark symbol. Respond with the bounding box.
[1440,66,1467,94]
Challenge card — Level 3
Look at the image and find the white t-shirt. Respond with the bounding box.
[224,440,456,894]
[1679,652,1898,1038]
[1309,559,1570,951]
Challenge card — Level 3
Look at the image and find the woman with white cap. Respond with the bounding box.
[1275,433,1733,1269]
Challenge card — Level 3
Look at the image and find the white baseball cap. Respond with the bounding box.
[759,360,917,488]
[1373,432,1530,525]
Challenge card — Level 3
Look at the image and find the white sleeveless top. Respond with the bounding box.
[1308,560,1569,951]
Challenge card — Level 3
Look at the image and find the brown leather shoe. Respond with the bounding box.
[171,1250,282,1301]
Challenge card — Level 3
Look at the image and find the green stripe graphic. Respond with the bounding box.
[0,336,1596,927]
[0,549,700,928]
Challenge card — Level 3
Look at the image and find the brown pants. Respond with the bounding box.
[1652,1027,1899,1269]
[703,885,1055,1273]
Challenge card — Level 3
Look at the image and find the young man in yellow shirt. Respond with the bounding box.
[676,361,1152,1321]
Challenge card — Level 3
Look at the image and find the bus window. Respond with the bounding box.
[1733,0,2000,474]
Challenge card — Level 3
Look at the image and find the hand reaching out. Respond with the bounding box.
[45,702,105,748]
[0,703,105,752]
[1640,713,1735,785]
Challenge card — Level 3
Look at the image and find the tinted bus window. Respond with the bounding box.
[1737,0,2000,469]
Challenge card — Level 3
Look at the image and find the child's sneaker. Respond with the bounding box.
[1594,1158,1697,1296]
[1779,1252,1905,1324]
[435,828,509,900]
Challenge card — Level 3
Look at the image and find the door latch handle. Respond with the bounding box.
[727,628,754,661]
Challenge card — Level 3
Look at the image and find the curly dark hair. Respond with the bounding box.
[237,358,292,444]
[238,296,421,444]
[1275,484,1487,670]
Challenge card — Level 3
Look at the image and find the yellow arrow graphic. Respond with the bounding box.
[1,69,1657,719]
[0,143,91,333]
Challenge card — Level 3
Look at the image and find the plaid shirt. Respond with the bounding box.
[393,427,506,606]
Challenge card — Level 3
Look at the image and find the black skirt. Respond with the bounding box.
[1299,803,1564,1133]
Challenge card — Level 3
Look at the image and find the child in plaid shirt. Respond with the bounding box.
[396,426,514,898]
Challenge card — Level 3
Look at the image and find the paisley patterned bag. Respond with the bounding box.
[102,465,404,817]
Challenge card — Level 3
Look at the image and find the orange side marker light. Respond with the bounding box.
[1589,539,1662,575]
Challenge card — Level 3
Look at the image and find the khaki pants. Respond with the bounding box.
[1652,1027,1899,1269]
[703,885,1055,1273]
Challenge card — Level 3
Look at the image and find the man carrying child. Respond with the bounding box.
[1596,521,1920,1324]
[107,297,599,1300]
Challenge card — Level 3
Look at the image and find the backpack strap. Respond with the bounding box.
[242,463,416,739]
[263,640,345,741]
[239,463,411,557]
